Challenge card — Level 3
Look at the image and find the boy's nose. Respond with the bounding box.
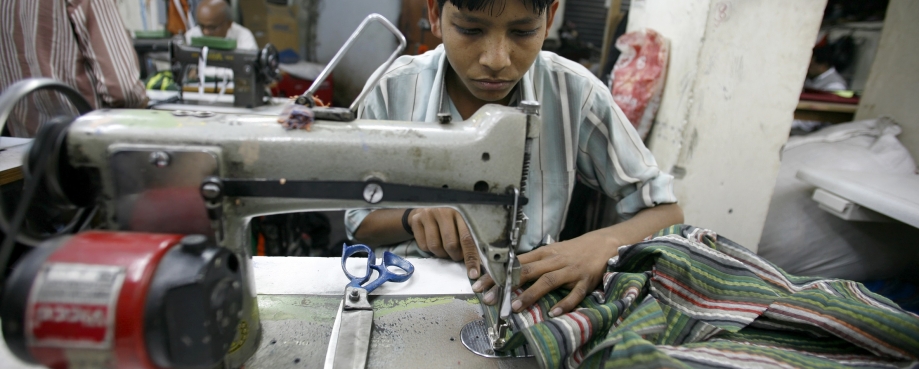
[479,36,512,72]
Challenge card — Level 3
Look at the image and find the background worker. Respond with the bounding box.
[181,0,258,87]
[805,45,848,92]
[184,0,257,50]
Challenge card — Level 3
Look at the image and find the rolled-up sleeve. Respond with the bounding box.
[344,208,373,240]
[576,88,677,220]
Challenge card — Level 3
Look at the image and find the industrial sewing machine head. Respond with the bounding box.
[132,35,173,80]
[0,86,539,368]
[169,40,280,108]
[0,14,534,369]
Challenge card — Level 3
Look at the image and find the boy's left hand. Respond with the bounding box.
[471,233,620,318]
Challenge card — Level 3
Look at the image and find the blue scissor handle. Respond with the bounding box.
[341,244,414,294]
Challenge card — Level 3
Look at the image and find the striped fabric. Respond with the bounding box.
[0,0,147,137]
[348,45,676,253]
[480,225,919,369]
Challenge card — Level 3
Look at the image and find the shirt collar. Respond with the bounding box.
[438,70,529,120]
[815,67,838,81]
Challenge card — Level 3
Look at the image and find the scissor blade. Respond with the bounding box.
[323,301,344,369]
[331,309,374,369]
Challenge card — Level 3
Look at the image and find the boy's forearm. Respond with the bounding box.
[352,209,412,246]
[581,203,684,258]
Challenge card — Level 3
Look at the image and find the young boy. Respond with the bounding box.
[347,0,682,317]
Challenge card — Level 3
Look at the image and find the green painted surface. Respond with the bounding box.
[373,296,456,317]
[257,295,340,322]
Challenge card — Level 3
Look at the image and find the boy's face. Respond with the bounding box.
[428,0,558,103]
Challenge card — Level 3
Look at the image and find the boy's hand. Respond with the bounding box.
[407,208,482,279]
[471,233,620,317]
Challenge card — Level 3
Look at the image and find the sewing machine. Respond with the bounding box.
[0,14,536,368]
[169,41,279,108]
[133,37,173,80]
[0,86,539,369]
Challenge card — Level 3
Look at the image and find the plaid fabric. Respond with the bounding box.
[480,225,919,369]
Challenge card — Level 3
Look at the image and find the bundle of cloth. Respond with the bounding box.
[482,225,919,369]
[759,117,919,282]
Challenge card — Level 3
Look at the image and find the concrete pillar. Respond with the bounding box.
[627,0,827,250]
[855,0,919,164]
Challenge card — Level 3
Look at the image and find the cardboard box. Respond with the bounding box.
[266,3,301,62]
[239,1,269,48]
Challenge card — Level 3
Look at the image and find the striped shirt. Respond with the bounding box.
[485,225,919,368]
[0,0,147,138]
[346,45,677,253]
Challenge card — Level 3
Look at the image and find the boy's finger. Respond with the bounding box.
[481,284,501,305]
[412,215,428,253]
[421,215,447,258]
[471,274,494,293]
[547,281,589,318]
[436,212,462,261]
[513,271,562,312]
[518,258,555,285]
[456,218,480,278]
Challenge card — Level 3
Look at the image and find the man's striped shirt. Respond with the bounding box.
[0,0,147,137]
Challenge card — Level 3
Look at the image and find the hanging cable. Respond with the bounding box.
[0,79,93,282]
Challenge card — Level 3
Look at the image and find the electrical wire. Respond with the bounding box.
[0,79,93,286]
[0,131,56,287]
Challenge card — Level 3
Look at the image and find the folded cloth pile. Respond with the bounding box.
[482,225,919,369]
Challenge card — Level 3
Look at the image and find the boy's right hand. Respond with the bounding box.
[406,208,481,279]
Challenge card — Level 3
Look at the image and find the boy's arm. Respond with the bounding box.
[472,203,682,316]
[471,75,682,315]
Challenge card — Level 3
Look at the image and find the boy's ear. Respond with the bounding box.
[427,0,443,39]
[545,0,560,37]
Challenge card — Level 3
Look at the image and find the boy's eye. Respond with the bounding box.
[512,28,539,37]
[454,26,481,35]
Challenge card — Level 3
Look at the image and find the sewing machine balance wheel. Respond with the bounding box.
[258,44,280,82]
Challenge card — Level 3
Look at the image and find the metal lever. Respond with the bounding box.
[200,177,225,243]
[302,14,407,113]
[489,247,515,350]
[487,187,524,350]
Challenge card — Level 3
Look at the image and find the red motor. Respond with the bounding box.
[1,231,244,369]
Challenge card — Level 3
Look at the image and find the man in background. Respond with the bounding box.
[0,0,147,137]
[181,0,257,84]
[805,46,848,92]
[184,0,257,50]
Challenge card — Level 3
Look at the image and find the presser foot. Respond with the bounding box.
[459,319,533,358]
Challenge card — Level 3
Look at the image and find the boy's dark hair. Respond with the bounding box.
[812,46,833,66]
[437,0,555,15]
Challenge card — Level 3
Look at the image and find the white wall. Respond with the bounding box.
[316,0,401,106]
[626,0,710,171]
[628,0,827,250]
[855,0,919,164]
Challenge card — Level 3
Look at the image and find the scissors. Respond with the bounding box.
[324,244,414,369]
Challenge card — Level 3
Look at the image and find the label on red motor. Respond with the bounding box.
[25,263,126,349]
